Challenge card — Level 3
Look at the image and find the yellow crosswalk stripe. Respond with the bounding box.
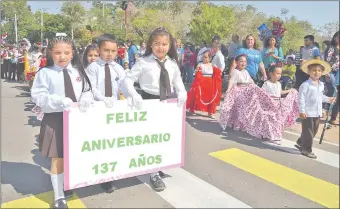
[209,148,339,209]
[1,191,86,208]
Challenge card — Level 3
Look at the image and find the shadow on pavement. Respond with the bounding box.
[1,161,52,196]
[186,116,300,155]
[29,134,144,201]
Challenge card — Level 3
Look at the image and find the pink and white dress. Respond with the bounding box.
[219,70,299,141]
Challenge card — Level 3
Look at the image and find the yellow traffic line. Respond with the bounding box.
[1,191,86,208]
[209,148,339,209]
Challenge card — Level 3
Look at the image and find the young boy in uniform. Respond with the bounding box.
[295,59,336,158]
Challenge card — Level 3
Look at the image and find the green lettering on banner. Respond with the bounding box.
[143,135,150,144]
[163,133,171,142]
[139,111,147,121]
[117,137,125,147]
[135,136,142,145]
[129,158,137,168]
[81,141,91,152]
[107,114,114,124]
[151,134,158,143]
[116,112,124,123]
[92,140,101,151]
[107,138,115,148]
[125,112,133,122]
[126,136,134,146]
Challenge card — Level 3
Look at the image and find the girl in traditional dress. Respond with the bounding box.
[219,54,299,144]
[31,36,93,208]
[186,50,222,118]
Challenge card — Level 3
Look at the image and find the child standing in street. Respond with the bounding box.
[295,59,336,158]
[122,27,187,192]
[31,36,93,208]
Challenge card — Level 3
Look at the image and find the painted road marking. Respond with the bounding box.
[284,131,339,147]
[267,138,339,169]
[209,148,339,209]
[1,191,86,208]
[137,167,251,208]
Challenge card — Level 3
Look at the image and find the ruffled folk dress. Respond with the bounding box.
[219,69,299,141]
[186,63,222,114]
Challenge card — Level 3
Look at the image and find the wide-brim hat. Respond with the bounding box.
[301,59,332,75]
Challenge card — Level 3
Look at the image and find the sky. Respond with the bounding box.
[28,1,339,28]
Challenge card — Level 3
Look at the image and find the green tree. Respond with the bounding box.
[61,1,86,40]
[189,1,235,43]
[1,0,39,43]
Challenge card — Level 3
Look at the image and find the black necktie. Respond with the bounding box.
[155,59,171,101]
[105,63,113,97]
[63,69,77,102]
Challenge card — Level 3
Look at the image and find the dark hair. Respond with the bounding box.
[323,40,330,46]
[330,31,339,47]
[243,34,258,49]
[304,35,314,42]
[268,64,281,73]
[287,57,294,61]
[82,44,99,68]
[46,36,92,92]
[212,35,220,42]
[97,34,117,48]
[264,36,278,49]
[235,54,246,61]
[143,27,178,62]
[307,63,325,71]
[314,42,320,49]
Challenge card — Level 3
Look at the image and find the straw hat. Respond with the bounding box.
[301,59,332,75]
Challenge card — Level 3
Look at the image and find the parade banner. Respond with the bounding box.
[63,99,185,190]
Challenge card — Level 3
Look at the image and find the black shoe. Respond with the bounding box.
[64,190,73,199]
[158,171,165,178]
[294,144,301,151]
[101,181,116,193]
[301,150,317,159]
[53,198,68,208]
[150,175,166,192]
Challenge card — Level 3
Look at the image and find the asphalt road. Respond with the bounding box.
[1,79,339,208]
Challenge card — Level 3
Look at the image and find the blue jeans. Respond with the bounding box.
[280,76,291,89]
[184,63,194,83]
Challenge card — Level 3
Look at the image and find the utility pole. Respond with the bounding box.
[121,1,128,41]
[14,13,18,45]
[102,2,105,18]
[40,11,43,44]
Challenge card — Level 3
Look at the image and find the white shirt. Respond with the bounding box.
[299,79,329,117]
[211,51,225,71]
[123,54,186,96]
[228,69,253,88]
[87,58,126,101]
[262,80,281,97]
[286,54,296,62]
[197,47,209,63]
[200,63,213,75]
[31,63,88,113]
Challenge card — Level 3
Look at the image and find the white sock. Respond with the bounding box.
[51,173,65,201]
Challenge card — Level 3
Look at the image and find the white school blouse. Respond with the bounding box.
[262,80,281,97]
[31,63,86,113]
[86,58,126,101]
[123,54,186,96]
[228,69,253,88]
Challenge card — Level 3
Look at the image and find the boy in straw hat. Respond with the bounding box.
[295,59,336,158]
